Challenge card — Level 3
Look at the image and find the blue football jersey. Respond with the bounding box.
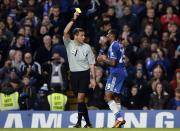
[108,41,126,74]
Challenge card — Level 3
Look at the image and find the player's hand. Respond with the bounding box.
[101,55,107,61]
[97,55,103,63]
[90,79,96,89]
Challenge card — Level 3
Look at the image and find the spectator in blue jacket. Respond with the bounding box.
[168,87,180,110]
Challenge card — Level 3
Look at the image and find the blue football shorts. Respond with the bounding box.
[105,72,126,94]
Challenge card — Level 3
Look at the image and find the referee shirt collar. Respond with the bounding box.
[73,40,84,46]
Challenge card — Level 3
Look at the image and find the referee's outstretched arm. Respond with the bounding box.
[63,12,80,40]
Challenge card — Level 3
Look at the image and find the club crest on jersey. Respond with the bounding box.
[111,52,114,57]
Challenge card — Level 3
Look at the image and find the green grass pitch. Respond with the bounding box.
[0,128,179,131]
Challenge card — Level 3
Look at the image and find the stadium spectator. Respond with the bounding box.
[170,68,180,92]
[8,49,16,60]
[120,24,136,64]
[0,20,13,44]
[34,35,52,65]
[0,27,9,62]
[136,37,151,61]
[36,25,49,46]
[0,0,11,19]
[8,67,21,91]
[51,34,68,64]
[22,0,43,18]
[172,45,180,69]
[41,15,52,30]
[131,0,145,21]
[0,59,14,83]
[159,31,176,58]
[118,5,139,33]
[160,6,180,31]
[120,23,137,49]
[171,0,180,17]
[20,52,41,75]
[150,64,173,96]
[42,0,54,16]
[42,52,68,93]
[20,52,41,89]
[123,55,136,95]
[168,87,180,110]
[20,75,36,110]
[146,48,171,78]
[95,20,112,49]
[126,84,142,109]
[11,50,23,71]
[47,84,67,111]
[33,83,50,110]
[88,66,108,109]
[140,23,159,43]
[5,15,18,36]
[168,22,180,49]
[10,34,31,53]
[134,68,149,108]
[141,8,162,35]
[110,0,124,18]
[22,9,40,28]
[105,6,118,29]
[145,0,154,10]
[0,81,20,111]
[24,25,37,54]
[49,5,65,36]
[17,27,25,36]
[149,82,169,109]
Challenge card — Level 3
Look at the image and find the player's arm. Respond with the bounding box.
[63,12,80,40]
[102,56,116,66]
[101,43,117,66]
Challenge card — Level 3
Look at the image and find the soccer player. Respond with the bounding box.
[97,29,127,128]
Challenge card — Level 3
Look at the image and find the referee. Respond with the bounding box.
[63,11,96,128]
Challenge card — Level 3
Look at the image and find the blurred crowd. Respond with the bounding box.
[0,0,180,111]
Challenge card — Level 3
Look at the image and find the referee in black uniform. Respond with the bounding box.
[63,11,96,128]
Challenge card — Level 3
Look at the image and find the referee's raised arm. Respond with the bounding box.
[63,12,80,41]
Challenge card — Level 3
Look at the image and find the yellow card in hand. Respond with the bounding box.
[75,8,81,13]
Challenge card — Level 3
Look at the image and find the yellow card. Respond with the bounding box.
[75,8,81,13]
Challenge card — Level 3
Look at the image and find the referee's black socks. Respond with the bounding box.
[77,103,83,125]
[77,102,91,126]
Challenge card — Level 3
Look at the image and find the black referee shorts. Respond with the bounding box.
[70,70,90,94]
